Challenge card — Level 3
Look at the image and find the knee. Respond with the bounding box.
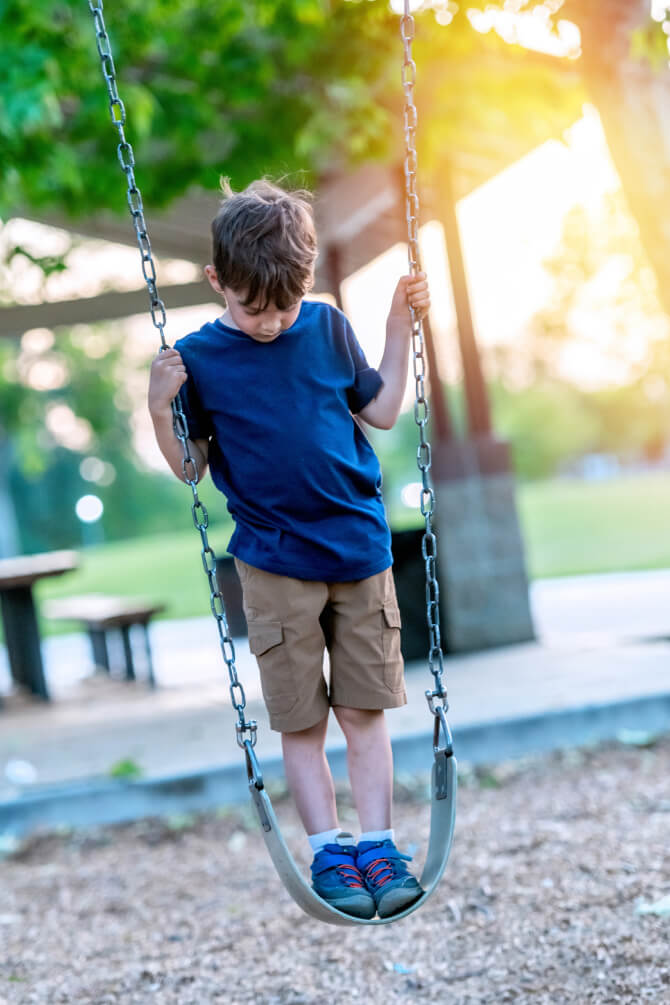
[282,713,329,747]
[334,706,383,739]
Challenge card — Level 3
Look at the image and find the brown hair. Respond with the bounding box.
[211,179,317,310]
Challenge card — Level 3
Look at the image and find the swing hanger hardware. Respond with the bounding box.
[431,704,454,758]
[243,739,264,791]
[236,718,258,750]
[425,688,449,717]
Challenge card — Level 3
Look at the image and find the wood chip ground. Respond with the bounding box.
[1,738,669,1004]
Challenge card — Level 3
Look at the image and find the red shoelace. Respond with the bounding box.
[364,858,395,888]
[336,865,365,888]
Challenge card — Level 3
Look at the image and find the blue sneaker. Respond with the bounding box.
[356,840,424,918]
[311,833,376,919]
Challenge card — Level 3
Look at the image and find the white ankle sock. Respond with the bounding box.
[358,829,394,845]
[308,828,343,853]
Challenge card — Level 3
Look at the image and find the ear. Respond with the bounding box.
[204,265,225,297]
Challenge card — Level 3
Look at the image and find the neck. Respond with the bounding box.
[221,308,241,331]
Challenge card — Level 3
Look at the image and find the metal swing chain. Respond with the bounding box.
[400,3,451,740]
[87,1,257,752]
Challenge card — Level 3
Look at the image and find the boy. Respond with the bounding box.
[149,179,431,919]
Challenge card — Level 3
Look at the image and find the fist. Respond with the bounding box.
[389,271,431,326]
[148,347,188,413]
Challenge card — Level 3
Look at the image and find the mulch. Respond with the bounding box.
[1,737,669,1004]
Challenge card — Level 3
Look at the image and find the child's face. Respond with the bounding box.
[204,265,306,342]
[222,287,302,342]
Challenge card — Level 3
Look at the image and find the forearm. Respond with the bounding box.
[359,322,411,430]
[150,407,208,483]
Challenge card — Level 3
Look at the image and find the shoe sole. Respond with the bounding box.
[376,884,424,918]
[313,890,376,920]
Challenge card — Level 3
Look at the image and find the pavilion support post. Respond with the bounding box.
[323,245,345,310]
[439,163,491,438]
[422,314,453,445]
[393,163,456,453]
[430,163,534,652]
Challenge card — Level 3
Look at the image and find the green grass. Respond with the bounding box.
[31,472,670,635]
[35,523,234,634]
[518,472,670,579]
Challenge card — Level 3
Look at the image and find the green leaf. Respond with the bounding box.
[108,757,143,779]
[165,813,196,831]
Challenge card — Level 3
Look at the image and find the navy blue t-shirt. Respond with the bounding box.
[174,300,393,581]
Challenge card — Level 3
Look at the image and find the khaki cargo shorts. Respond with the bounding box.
[234,559,406,733]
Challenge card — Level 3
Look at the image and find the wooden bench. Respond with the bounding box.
[45,595,165,688]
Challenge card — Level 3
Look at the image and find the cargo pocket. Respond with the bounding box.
[382,600,404,692]
[247,619,297,717]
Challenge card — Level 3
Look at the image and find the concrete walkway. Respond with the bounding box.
[1,570,669,829]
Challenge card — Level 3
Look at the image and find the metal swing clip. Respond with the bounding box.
[242,739,273,833]
[426,691,454,802]
[242,736,264,791]
[236,718,258,749]
[425,687,449,718]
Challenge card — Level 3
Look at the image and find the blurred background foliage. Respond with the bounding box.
[3,0,670,566]
[0,0,586,214]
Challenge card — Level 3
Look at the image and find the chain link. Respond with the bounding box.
[87,1,257,747]
[401,2,448,713]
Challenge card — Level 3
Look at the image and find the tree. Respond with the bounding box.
[559,0,670,318]
[1,1,582,219]
[0,307,226,554]
[515,184,670,466]
[529,190,670,383]
[467,1,670,318]
[0,0,400,216]
[5,1,669,297]
[0,238,216,554]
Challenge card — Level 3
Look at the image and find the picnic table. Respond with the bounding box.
[45,594,166,687]
[0,550,78,704]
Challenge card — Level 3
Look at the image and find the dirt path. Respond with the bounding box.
[2,738,669,1004]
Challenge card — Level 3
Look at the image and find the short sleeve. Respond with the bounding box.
[344,319,384,414]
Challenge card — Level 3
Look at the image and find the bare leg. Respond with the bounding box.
[333,707,393,832]
[281,714,339,835]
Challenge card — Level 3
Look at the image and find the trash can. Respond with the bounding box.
[391,527,431,662]
[215,557,247,638]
